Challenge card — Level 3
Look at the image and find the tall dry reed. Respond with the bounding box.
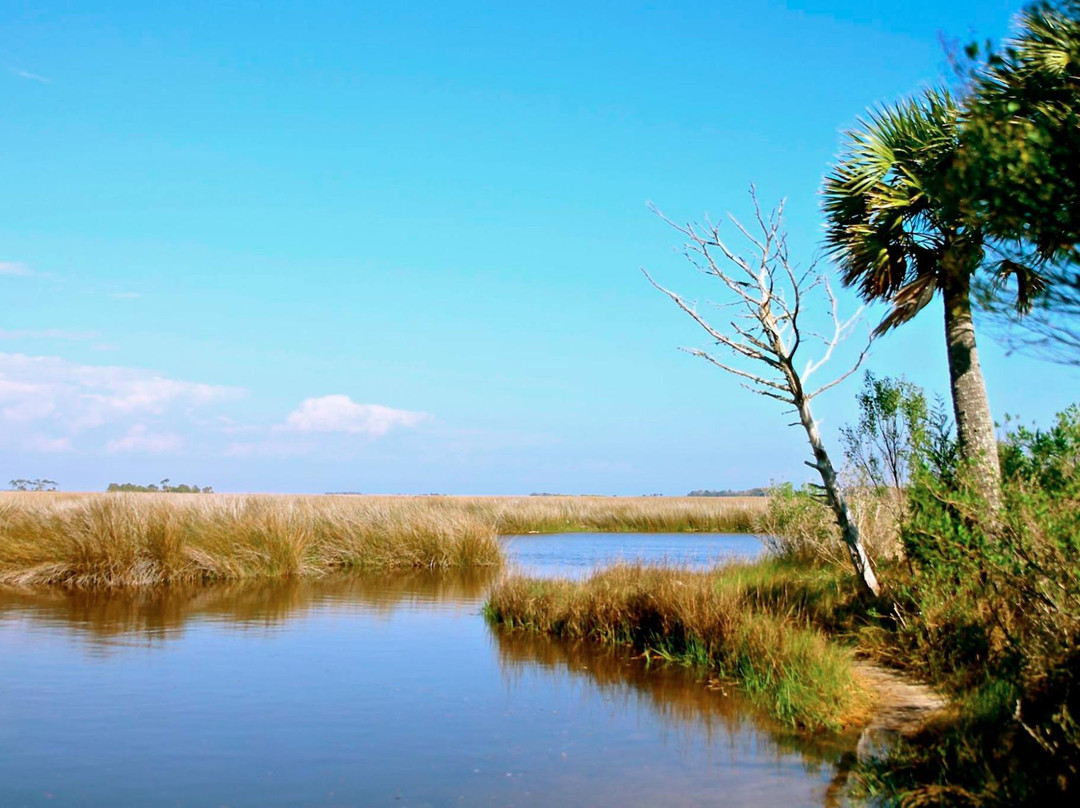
[0,494,502,588]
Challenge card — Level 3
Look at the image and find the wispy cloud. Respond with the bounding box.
[0,329,100,341]
[11,68,50,84]
[223,439,315,458]
[27,435,73,453]
[105,424,182,454]
[0,261,33,276]
[0,352,243,453]
[279,395,430,437]
[0,358,433,462]
[109,292,141,300]
[215,415,260,435]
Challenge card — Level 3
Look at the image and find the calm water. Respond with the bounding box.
[0,534,857,807]
[502,531,764,577]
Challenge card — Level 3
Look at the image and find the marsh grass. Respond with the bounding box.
[0,494,502,587]
[753,484,904,564]
[484,559,873,730]
[466,494,765,534]
[0,493,762,589]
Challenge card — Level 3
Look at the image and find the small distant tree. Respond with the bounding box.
[645,191,881,597]
[840,372,929,491]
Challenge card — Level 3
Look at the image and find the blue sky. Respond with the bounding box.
[1,0,1075,494]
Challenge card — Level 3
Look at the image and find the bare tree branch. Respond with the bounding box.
[645,191,881,598]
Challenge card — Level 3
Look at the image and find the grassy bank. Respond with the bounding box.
[0,494,502,587]
[485,558,873,731]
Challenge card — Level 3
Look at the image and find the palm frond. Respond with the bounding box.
[822,88,976,315]
[876,273,939,333]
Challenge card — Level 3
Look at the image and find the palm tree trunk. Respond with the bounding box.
[942,272,1002,511]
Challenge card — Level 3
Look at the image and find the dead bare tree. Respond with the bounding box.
[644,192,881,598]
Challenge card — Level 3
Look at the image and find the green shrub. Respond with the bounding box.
[860,403,1080,805]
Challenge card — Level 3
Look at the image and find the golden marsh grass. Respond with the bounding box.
[0,493,501,588]
[0,493,764,588]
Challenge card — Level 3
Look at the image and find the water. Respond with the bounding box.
[0,534,857,807]
[503,531,764,577]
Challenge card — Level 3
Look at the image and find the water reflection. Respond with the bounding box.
[494,629,859,775]
[0,568,497,646]
[1,541,860,806]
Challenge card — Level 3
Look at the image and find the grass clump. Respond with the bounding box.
[485,560,872,731]
[0,494,502,588]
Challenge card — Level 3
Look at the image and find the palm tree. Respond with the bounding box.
[956,1,1080,364]
[959,0,1080,262]
[822,89,1014,510]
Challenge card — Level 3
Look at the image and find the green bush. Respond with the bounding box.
[861,403,1080,805]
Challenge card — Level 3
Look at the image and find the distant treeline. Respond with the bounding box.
[529,493,617,497]
[107,479,213,494]
[9,478,58,492]
[686,488,768,497]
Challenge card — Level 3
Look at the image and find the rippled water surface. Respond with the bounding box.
[0,534,855,807]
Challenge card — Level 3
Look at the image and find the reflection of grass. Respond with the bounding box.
[494,629,860,773]
[0,568,498,642]
[485,559,872,731]
[0,493,765,589]
[0,494,502,587]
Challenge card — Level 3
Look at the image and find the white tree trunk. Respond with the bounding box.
[795,392,881,598]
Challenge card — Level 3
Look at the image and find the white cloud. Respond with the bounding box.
[0,357,431,462]
[109,292,141,299]
[0,328,99,341]
[280,395,430,437]
[0,352,242,452]
[11,69,50,84]
[0,261,33,276]
[105,424,182,454]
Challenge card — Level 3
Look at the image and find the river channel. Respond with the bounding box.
[0,533,858,807]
